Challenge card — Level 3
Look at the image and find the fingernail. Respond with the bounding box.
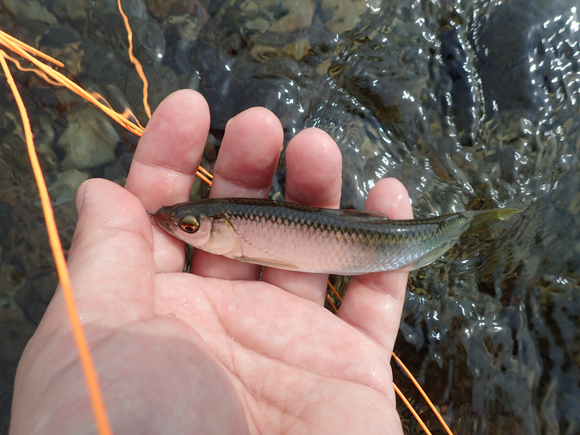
[76,181,87,215]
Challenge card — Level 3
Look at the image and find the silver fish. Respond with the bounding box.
[152,198,520,275]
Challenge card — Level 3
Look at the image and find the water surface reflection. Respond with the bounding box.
[0,0,579,433]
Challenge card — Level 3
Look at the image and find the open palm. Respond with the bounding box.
[11,91,412,435]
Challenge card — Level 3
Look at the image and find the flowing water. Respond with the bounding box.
[0,0,579,433]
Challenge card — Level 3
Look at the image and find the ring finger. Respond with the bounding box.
[261,128,342,304]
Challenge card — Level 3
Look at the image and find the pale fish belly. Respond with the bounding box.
[226,216,456,274]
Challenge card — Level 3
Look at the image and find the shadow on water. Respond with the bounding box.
[0,0,579,433]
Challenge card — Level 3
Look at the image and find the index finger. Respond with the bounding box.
[125,90,210,273]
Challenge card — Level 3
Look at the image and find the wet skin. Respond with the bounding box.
[11,90,412,435]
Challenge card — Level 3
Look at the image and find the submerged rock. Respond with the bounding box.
[2,0,580,433]
[57,109,120,170]
[3,0,58,25]
[48,169,89,205]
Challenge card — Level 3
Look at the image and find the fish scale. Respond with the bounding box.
[153,198,520,275]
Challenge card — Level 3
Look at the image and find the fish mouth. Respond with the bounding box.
[151,206,179,232]
[145,209,157,224]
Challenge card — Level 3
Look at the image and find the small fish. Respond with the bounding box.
[152,198,520,275]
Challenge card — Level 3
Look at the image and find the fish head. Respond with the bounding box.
[154,205,208,246]
[154,205,240,256]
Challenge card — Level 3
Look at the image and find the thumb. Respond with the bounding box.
[41,178,156,332]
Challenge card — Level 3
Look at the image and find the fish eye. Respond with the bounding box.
[179,217,199,234]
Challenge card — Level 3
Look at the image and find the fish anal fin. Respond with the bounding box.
[411,238,459,270]
[233,255,302,271]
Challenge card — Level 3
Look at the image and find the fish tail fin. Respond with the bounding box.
[463,208,521,234]
[410,208,520,270]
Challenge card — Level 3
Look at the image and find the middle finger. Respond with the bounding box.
[191,107,283,280]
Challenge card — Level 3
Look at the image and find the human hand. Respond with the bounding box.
[11,90,412,434]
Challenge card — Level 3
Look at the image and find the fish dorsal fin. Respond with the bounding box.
[323,208,390,219]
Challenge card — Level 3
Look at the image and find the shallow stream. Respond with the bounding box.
[0,0,579,433]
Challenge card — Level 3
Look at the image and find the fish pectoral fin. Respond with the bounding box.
[235,256,302,271]
[411,238,459,270]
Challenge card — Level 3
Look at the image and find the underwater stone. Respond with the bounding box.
[3,0,58,25]
[48,169,89,206]
[57,108,120,170]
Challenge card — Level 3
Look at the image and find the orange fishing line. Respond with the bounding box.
[89,91,145,130]
[0,50,63,86]
[117,0,152,119]
[197,165,214,179]
[328,279,444,432]
[328,277,444,432]
[392,352,453,435]
[327,280,342,302]
[0,51,113,435]
[0,32,143,136]
[0,29,64,67]
[393,382,433,435]
[114,1,212,183]
[325,294,338,313]
[196,171,213,186]
[0,32,211,184]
